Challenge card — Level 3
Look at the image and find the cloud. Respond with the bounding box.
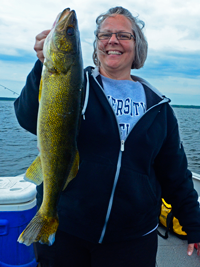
[1,0,199,54]
[0,50,36,63]
[138,49,200,79]
[0,59,36,97]
[0,0,199,105]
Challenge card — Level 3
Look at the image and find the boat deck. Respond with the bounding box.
[157,226,200,267]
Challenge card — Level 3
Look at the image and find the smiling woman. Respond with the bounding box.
[14,5,200,267]
[93,6,148,71]
[96,14,136,80]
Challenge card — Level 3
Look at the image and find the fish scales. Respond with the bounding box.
[18,8,84,246]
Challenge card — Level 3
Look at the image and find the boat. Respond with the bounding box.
[157,172,200,267]
[192,172,200,199]
[0,172,200,267]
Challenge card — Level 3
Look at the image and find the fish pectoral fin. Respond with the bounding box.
[63,150,79,191]
[24,155,43,185]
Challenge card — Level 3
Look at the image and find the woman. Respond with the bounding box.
[14,6,200,267]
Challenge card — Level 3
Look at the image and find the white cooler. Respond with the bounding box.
[0,174,37,267]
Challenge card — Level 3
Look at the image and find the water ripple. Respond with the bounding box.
[173,107,200,174]
[0,102,200,176]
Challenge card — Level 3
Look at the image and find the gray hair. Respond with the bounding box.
[92,6,148,69]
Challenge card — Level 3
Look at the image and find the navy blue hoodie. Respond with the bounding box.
[14,60,200,244]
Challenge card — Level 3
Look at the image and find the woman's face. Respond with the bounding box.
[97,14,135,77]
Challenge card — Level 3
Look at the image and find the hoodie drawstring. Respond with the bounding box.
[82,71,90,120]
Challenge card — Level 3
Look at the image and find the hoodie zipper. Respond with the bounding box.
[121,140,125,151]
[98,150,123,243]
[92,76,126,243]
[92,73,169,243]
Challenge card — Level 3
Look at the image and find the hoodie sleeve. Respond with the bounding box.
[155,104,200,244]
[14,60,42,135]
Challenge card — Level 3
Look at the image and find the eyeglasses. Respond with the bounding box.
[96,32,135,40]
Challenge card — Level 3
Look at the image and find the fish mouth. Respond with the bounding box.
[59,8,71,21]
[59,8,76,23]
[67,10,77,26]
[56,8,77,31]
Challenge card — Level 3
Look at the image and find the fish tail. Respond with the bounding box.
[17,210,59,246]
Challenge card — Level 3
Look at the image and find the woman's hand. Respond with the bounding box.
[34,30,51,63]
[187,243,200,256]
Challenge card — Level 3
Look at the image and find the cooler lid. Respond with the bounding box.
[0,174,37,205]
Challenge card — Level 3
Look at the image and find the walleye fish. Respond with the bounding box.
[18,8,84,246]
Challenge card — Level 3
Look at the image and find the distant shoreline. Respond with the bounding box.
[171,105,200,109]
[0,97,17,101]
[0,97,200,109]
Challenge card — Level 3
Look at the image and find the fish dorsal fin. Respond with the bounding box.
[24,155,43,185]
[63,150,79,191]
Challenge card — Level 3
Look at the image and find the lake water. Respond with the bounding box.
[0,101,200,176]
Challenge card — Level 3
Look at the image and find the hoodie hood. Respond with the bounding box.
[82,66,170,117]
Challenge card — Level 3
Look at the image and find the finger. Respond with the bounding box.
[34,38,46,52]
[36,30,51,42]
[36,51,45,63]
[187,243,194,256]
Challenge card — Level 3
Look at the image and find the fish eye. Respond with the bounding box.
[67,27,74,36]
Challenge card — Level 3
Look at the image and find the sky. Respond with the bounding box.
[0,0,199,105]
